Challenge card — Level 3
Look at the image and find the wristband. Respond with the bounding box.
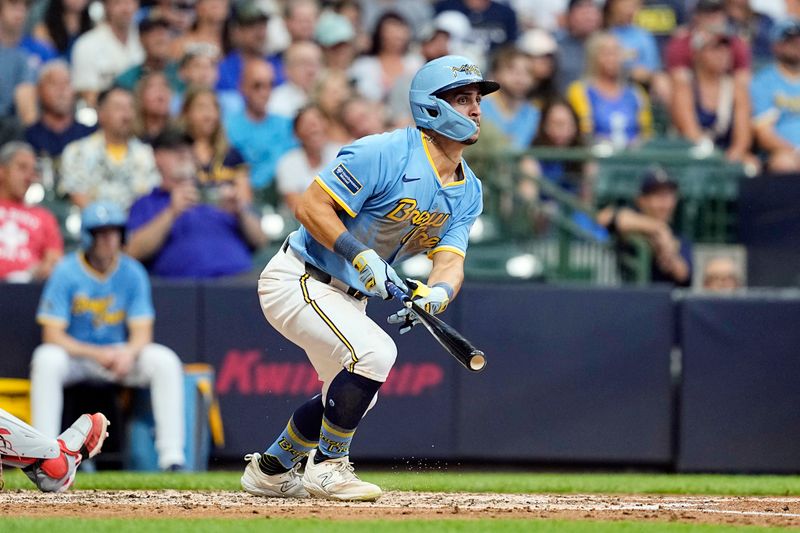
[432,282,454,300]
[333,231,369,262]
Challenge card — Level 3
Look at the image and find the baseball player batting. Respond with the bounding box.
[241,55,499,502]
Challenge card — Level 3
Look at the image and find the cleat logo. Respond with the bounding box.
[319,472,335,488]
[279,481,294,493]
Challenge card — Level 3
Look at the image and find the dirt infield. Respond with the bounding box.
[3,490,800,527]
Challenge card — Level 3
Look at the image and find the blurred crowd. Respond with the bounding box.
[1,0,798,288]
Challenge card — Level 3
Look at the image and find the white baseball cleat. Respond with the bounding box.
[302,449,382,502]
[240,452,309,498]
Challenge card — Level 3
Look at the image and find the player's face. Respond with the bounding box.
[441,86,482,145]
[90,227,122,262]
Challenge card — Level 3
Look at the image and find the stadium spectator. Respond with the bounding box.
[312,68,354,144]
[635,0,688,49]
[434,0,518,53]
[180,86,251,202]
[509,0,568,33]
[481,47,539,150]
[555,0,603,92]
[134,71,174,144]
[0,3,37,131]
[30,200,186,471]
[276,105,340,214]
[664,0,751,78]
[671,31,755,164]
[360,0,434,42]
[30,0,93,60]
[597,168,692,286]
[520,99,590,197]
[172,42,221,112]
[126,128,266,278]
[115,15,181,93]
[146,0,195,37]
[170,0,230,60]
[603,0,670,103]
[332,0,369,55]
[386,13,463,126]
[566,32,653,148]
[340,96,387,139]
[60,86,160,210]
[0,142,63,282]
[314,10,357,72]
[283,0,319,44]
[25,61,95,164]
[268,41,324,119]
[725,0,775,67]
[518,28,559,108]
[216,0,284,92]
[224,59,296,191]
[1,0,56,70]
[702,255,743,291]
[349,12,422,104]
[70,0,144,107]
[751,19,800,173]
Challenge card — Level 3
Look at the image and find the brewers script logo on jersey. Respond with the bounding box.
[385,198,450,249]
[71,295,126,328]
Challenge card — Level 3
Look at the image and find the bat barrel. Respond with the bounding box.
[468,351,486,371]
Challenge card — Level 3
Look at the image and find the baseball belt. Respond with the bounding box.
[282,240,368,301]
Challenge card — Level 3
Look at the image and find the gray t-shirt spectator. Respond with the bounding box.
[555,30,587,93]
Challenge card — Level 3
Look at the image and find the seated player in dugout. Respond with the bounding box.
[240,55,499,501]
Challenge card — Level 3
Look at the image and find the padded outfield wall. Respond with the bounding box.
[1,282,799,472]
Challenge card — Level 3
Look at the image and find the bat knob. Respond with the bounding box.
[468,351,486,372]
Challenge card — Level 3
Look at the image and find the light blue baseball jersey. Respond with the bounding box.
[751,64,800,147]
[36,252,154,345]
[288,127,483,292]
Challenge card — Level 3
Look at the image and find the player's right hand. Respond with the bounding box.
[352,249,407,299]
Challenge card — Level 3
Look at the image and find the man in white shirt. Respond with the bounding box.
[268,41,323,119]
[71,0,144,107]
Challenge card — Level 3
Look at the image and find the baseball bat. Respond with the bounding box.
[386,281,486,372]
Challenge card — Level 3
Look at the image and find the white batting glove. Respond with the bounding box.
[387,279,451,334]
[352,249,407,299]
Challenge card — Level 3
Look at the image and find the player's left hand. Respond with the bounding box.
[387,279,450,334]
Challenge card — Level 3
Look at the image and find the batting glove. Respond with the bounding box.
[387,279,451,334]
[352,249,407,300]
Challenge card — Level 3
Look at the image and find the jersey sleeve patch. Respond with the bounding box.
[332,163,363,195]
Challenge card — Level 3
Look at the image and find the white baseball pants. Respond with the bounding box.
[258,245,397,399]
[30,343,186,469]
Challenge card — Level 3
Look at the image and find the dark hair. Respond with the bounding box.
[43,0,92,54]
[489,45,527,76]
[152,126,193,151]
[293,104,324,134]
[531,98,583,148]
[97,85,131,107]
[368,11,410,56]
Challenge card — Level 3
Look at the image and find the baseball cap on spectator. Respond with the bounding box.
[518,29,557,57]
[314,11,355,47]
[180,42,220,67]
[639,167,677,196]
[233,0,275,25]
[693,0,725,13]
[418,10,471,43]
[771,18,800,44]
[139,14,170,34]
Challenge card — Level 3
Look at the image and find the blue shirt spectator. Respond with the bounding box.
[610,25,662,73]
[751,64,800,146]
[0,45,35,118]
[435,0,518,52]
[26,121,95,158]
[480,96,539,149]
[225,110,296,189]
[127,189,255,278]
